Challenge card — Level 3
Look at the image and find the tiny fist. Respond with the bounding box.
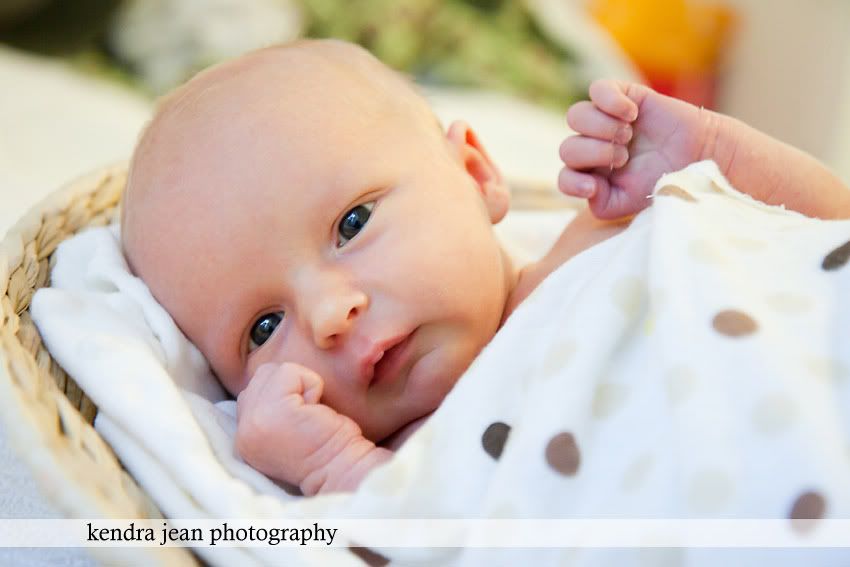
[300,370,324,404]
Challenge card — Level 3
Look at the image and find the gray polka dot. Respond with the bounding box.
[612,277,647,320]
[666,366,698,405]
[558,547,581,567]
[765,292,813,314]
[644,289,667,335]
[688,469,734,514]
[621,453,655,493]
[638,548,685,567]
[488,502,519,519]
[689,240,726,264]
[727,235,768,252]
[592,382,629,419]
[806,357,849,382]
[541,339,577,378]
[752,394,797,435]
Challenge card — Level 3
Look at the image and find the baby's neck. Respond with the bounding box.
[380,414,431,451]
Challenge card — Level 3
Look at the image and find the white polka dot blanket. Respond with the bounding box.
[32,161,850,566]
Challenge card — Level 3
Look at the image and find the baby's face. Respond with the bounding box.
[125,43,514,442]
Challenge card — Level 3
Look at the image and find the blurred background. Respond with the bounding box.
[2,0,850,233]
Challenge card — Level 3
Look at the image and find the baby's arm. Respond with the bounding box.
[235,363,391,495]
[559,79,850,220]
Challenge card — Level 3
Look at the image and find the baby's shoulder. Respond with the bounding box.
[503,208,631,319]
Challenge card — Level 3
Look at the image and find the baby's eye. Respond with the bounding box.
[337,202,374,247]
[249,311,284,351]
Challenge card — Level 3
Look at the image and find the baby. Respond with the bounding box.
[122,39,850,496]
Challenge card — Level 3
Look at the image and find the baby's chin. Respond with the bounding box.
[367,329,485,444]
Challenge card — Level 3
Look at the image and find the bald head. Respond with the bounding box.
[122,39,441,275]
[114,38,513,432]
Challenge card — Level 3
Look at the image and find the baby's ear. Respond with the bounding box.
[445,121,510,223]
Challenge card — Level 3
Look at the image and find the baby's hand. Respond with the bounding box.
[236,362,391,495]
[559,79,709,219]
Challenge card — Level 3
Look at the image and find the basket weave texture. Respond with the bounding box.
[0,165,197,566]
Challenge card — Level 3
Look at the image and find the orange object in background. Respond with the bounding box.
[589,0,735,108]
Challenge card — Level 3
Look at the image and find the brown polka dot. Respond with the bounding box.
[657,184,697,202]
[822,240,850,271]
[592,382,629,419]
[712,309,758,337]
[349,545,390,566]
[688,469,734,513]
[482,422,511,460]
[789,491,827,534]
[546,432,581,476]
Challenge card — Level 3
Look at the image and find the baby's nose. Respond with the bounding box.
[309,288,368,349]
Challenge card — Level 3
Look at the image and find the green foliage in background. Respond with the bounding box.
[0,0,122,54]
[304,0,584,108]
[0,0,584,108]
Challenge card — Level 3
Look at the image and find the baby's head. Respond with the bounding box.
[123,39,515,442]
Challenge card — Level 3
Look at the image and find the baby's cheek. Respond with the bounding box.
[238,352,280,397]
[421,342,469,402]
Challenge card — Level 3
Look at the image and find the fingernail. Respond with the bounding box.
[613,145,629,167]
[628,107,639,122]
[616,124,633,144]
[580,180,595,196]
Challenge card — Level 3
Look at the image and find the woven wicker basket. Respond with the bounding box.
[0,164,197,566]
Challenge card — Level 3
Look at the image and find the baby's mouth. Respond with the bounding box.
[371,330,415,387]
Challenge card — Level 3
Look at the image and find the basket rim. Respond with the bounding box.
[0,162,198,566]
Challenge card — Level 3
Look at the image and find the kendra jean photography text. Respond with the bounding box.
[87,520,336,546]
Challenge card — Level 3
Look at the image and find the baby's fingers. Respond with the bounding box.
[240,362,324,409]
[588,178,649,220]
[295,366,324,404]
[558,167,601,199]
[567,101,633,144]
[589,79,639,123]
[560,136,629,171]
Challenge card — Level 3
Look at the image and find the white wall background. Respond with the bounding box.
[718,0,850,184]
